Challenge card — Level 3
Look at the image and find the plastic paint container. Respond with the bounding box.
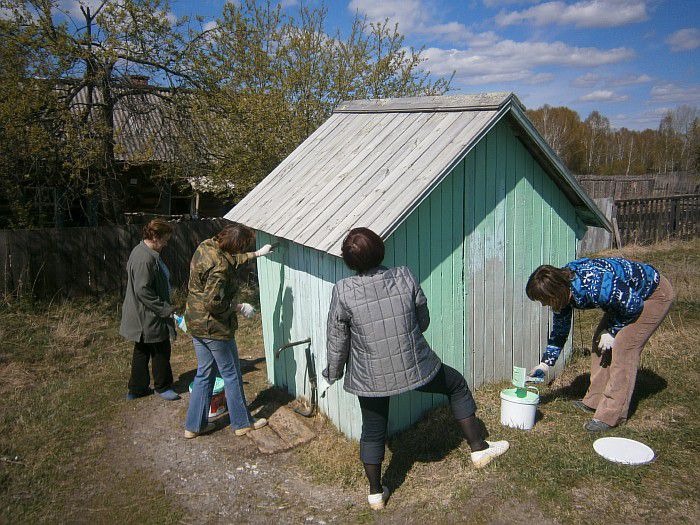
[500,387,539,430]
[189,376,228,419]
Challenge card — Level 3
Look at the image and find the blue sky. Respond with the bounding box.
[62,1,700,131]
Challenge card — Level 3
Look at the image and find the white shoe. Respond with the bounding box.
[367,486,389,510]
[184,423,216,439]
[470,440,510,468]
[234,418,268,436]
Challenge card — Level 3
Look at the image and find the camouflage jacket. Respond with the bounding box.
[184,238,255,340]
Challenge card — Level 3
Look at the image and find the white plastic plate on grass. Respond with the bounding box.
[593,437,655,465]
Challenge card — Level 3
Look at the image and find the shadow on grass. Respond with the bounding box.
[382,408,486,492]
[187,386,293,430]
[539,373,591,405]
[539,368,667,418]
[175,384,294,429]
[629,368,668,418]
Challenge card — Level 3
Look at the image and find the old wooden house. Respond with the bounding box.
[1,77,225,228]
[226,93,610,439]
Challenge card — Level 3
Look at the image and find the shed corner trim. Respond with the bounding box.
[508,103,612,233]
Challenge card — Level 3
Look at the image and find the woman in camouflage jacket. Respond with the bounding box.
[183,223,273,438]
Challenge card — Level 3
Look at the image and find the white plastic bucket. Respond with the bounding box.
[500,387,539,430]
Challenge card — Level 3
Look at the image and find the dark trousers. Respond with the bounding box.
[358,364,477,464]
[127,338,173,394]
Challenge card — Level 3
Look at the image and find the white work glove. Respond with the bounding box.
[320,368,334,398]
[598,332,615,351]
[172,313,188,333]
[237,303,256,319]
[319,384,332,399]
[254,244,273,257]
[528,362,550,383]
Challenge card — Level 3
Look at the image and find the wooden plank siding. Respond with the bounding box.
[255,118,580,440]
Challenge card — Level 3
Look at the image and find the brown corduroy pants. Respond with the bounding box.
[582,276,674,427]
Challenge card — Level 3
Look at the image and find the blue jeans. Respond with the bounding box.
[185,337,253,432]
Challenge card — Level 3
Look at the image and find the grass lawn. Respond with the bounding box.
[0,240,698,523]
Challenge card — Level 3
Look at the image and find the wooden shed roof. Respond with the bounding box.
[226,92,610,257]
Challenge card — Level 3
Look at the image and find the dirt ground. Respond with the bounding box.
[102,341,366,524]
[97,336,560,525]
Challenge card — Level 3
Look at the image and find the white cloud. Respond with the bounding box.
[496,0,648,29]
[578,89,629,102]
[422,21,473,42]
[279,0,299,7]
[203,20,218,32]
[58,2,177,27]
[350,0,637,88]
[483,0,539,6]
[608,73,651,86]
[666,28,700,52]
[423,40,633,85]
[572,72,602,87]
[348,0,424,33]
[58,1,104,20]
[524,72,556,84]
[610,107,672,129]
[650,83,700,104]
[572,72,651,88]
[348,0,471,43]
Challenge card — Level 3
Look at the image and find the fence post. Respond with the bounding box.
[670,197,678,238]
[612,200,622,248]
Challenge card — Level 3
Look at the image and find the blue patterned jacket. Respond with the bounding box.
[541,257,660,366]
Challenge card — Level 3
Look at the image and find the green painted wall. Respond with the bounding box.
[462,118,579,389]
[255,117,582,440]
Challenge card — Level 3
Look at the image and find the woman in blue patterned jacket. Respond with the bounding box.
[526,257,674,432]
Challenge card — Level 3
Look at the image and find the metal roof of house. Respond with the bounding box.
[225,92,610,257]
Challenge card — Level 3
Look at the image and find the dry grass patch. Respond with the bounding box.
[0,297,185,522]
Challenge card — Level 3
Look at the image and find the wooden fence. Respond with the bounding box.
[0,219,230,299]
[615,194,700,245]
[576,172,700,200]
[578,197,614,254]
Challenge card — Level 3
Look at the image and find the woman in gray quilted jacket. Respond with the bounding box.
[324,228,509,510]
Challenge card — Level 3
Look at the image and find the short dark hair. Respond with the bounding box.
[526,265,573,312]
[341,227,385,272]
[142,218,174,241]
[215,223,255,254]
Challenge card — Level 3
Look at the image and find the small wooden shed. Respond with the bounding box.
[226,93,610,440]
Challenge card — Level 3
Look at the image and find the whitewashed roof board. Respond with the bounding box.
[226,92,610,257]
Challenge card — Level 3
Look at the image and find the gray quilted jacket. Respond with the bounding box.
[324,266,442,397]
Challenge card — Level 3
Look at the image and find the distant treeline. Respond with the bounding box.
[526,105,699,176]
